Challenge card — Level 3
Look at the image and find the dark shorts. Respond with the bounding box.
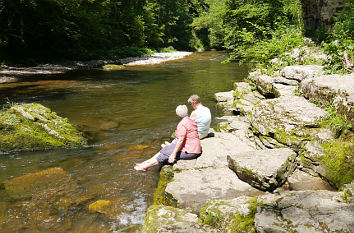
[156,141,201,164]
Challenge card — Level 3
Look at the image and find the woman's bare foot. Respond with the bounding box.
[134,164,147,172]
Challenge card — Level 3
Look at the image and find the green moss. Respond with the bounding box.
[216,122,228,132]
[321,139,354,188]
[342,189,353,203]
[153,166,177,207]
[0,103,87,151]
[230,197,260,233]
[199,204,222,228]
[274,128,302,149]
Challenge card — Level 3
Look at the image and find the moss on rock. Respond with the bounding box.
[102,64,126,70]
[153,165,178,207]
[0,103,87,151]
[321,139,354,188]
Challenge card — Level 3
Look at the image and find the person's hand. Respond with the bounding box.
[168,154,176,163]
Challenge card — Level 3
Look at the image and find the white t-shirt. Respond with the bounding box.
[192,105,211,139]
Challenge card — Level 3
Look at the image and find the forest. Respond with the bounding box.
[0,0,352,72]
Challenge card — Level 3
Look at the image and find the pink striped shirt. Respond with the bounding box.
[175,116,201,154]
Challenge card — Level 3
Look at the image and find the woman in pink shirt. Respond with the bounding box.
[134,105,201,172]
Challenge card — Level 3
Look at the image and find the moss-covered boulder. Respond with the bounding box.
[142,205,218,233]
[0,103,87,151]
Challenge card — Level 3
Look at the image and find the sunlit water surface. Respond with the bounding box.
[0,52,248,232]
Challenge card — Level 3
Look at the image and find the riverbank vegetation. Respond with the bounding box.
[0,0,352,73]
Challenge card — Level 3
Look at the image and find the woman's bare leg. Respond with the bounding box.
[134,152,161,171]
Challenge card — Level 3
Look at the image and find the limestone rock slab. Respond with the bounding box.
[165,167,264,212]
[228,148,297,191]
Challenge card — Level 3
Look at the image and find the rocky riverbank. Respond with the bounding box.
[0,51,192,83]
[141,54,354,231]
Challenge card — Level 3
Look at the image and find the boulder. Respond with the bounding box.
[227,148,297,191]
[0,103,87,151]
[301,73,354,124]
[142,205,219,233]
[281,65,324,81]
[250,95,327,150]
[165,167,264,212]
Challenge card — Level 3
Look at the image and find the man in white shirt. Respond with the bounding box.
[188,94,211,139]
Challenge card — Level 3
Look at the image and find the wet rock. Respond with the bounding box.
[250,95,327,150]
[4,167,74,200]
[254,190,354,233]
[165,167,263,212]
[281,65,324,81]
[287,169,334,191]
[228,148,297,191]
[301,73,354,124]
[0,103,87,151]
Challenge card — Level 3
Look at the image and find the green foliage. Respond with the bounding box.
[159,46,177,53]
[0,0,193,63]
[322,105,352,138]
[321,139,354,188]
[322,0,353,74]
[230,25,306,70]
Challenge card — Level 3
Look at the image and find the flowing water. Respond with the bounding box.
[0,51,249,232]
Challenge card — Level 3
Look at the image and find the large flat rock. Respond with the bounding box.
[173,132,255,170]
[165,167,264,212]
[228,148,297,191]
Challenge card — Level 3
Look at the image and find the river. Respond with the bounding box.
[0,51,248,232]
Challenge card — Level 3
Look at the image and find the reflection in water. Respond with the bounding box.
[0,52,248,232]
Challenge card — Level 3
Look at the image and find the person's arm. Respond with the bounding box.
[190,110,197,120]
[168,135,184,163]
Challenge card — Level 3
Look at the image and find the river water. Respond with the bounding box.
[0,52,248,232]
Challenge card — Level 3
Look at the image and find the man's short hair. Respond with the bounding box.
[187,94,201,105]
